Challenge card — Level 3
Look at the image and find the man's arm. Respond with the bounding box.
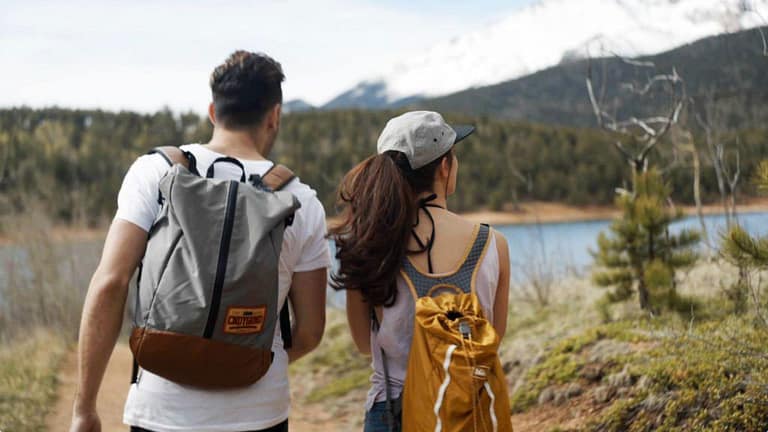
[286,267,327,363]
[70,220,147,432]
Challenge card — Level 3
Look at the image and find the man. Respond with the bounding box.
[70,51,330,432]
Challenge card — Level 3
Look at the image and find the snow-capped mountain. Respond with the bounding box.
[324,0,768,109]
[323,81,422,110]
[283,99,315,113]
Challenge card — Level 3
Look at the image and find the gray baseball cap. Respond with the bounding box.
[376,111,475,169]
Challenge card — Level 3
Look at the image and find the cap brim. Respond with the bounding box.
[452,125,475,144]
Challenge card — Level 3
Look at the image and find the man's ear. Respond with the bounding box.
[266,104,281,131]
[208,103,217,125]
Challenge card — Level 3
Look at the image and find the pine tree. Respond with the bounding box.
[721,161,768,315]
[593,169,700,313]
[722,161,768,267]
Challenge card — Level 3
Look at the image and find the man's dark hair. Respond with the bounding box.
[209,50,285,129]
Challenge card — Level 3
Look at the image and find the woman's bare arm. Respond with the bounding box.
[492,230,510,339]
[346,289,372,355]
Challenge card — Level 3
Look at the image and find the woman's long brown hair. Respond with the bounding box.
[330,150,451,307]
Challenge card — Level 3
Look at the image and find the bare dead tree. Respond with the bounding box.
[694,98,742,228]
[504,144,534,210]
[511,220,557,307]
[722,142,742,223]
[508,165,533,194]
[669,127,711,252]
[585,55,686,182]
[739,0,768,56]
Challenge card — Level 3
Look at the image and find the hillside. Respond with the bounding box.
[419,27,768,128]
[290,262,768,431]
[2,108,767,226]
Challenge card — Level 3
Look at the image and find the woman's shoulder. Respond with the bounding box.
[443,211,480,230]
[445,213,504,240]
[444,214,507,267]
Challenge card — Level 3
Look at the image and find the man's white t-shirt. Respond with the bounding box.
[117,144,331,432]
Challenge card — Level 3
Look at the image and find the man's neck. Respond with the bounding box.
[204,127,269,160]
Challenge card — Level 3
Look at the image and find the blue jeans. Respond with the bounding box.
[364,398,402,432]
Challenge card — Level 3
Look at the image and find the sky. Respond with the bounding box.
[1,0,535,113]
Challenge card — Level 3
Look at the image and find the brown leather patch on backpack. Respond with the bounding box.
[224,306,267,334]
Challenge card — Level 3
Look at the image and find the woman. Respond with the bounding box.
[330,111,511,431]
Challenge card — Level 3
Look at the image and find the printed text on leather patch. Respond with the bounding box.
[224,306,267,334]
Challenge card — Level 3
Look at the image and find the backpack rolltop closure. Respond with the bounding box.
[204,179,239,339]
[130,147,300,389]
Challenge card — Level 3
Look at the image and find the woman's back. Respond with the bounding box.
[366,215,502,411]
[407,210,478,274]
[330,111,511,431]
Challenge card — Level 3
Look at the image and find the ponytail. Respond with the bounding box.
[330,150,452,307]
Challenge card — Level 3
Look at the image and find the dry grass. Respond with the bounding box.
[0,210,102,431]
[0,328,69,432]
[289,309,369,430]
[0,211,101,341]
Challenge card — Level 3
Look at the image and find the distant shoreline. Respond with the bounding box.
[458,198,768,226]
[3,198,768,246]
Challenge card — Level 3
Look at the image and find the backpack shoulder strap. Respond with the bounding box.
[148,146,200,176]
[266,164,296,349]
[261,164,296,191]
[148,146,189,168]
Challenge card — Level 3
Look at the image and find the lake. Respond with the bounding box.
[496,211,768,278]
[325,211,768,307]
[3,212,768,308]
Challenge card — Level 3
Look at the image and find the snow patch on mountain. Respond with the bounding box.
[326,0,768,108]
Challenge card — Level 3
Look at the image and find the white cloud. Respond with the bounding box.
[0,0,507,112]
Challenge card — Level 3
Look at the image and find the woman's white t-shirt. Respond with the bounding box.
[117,144,331,432]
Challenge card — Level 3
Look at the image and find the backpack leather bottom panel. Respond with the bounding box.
[130,327,273,389]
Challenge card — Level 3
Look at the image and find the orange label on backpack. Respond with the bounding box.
[224,306,267,334]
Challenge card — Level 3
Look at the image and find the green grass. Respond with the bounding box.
[291,310,371,403]
[589,318,768,431]
[306,369,371,403]
[508,314,768,431]
[0,329,68,432]
[510,321,647,412]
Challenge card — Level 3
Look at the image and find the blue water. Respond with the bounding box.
[325,212,768,305]
[496,212,768,279]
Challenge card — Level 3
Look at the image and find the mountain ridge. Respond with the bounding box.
[321,0,768,109]
[418,26,768,127]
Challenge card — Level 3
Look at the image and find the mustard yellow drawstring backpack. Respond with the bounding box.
[399,224,513,432]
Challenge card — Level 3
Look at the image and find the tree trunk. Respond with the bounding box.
[690,143,710,251]
[638,279,650,311]
[511,188,520,211]
[705,129,731,227]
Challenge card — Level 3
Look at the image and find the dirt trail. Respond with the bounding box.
[47,344,342,432]
[48,344,133,432]
[48,344,559,431]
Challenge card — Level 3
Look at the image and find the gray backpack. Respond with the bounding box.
[129,146,300,388]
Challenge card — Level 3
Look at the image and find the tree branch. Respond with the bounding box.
[585,51,686,174]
